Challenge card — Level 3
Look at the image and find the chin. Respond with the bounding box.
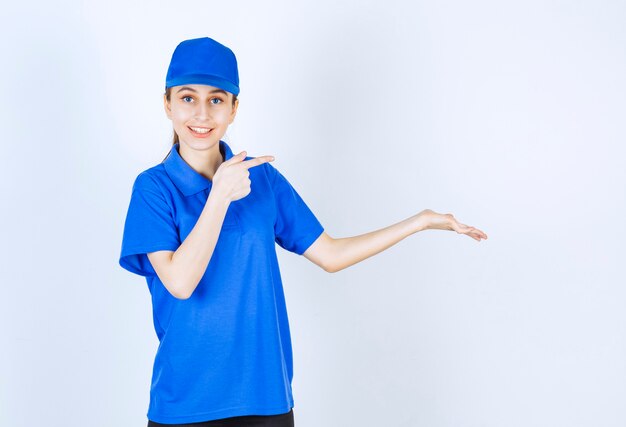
[180,138,218,151]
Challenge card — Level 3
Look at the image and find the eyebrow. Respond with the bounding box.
[176,86,228,96]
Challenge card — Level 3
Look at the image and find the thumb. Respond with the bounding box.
[224,150,247,165]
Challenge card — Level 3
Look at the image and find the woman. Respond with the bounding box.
[119,36,487,427]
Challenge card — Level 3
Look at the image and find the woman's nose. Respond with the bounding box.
[195,102,212,120]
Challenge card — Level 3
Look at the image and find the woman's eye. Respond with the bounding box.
[180,96,222,104]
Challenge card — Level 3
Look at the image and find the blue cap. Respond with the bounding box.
[165,37,240,96]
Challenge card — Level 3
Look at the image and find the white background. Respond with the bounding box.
[1,1,625,426]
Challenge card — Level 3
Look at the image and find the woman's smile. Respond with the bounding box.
[188,126,213,137]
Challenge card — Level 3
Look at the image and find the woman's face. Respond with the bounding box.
[164,83,238,150]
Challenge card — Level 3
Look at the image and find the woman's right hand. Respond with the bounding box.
[211,151,275,202]
[415,209,488,241]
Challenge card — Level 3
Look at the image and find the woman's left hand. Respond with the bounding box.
[415,209,488,242]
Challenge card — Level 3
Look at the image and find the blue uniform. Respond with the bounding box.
[119,140,324,424]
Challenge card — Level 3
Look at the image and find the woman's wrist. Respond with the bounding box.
[411,210,431,232]
[207,188,231,209]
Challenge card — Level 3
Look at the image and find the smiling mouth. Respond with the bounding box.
[188,126,213,135]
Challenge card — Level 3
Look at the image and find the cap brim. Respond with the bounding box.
[166,74,239,96]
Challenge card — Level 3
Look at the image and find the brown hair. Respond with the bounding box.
[161,87,238,162]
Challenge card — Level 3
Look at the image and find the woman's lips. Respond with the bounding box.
[188,126,213,138]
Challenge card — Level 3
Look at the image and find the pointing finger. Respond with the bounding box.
[240,156,275,169]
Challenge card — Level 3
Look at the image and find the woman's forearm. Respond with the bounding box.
[326,213,427,273]
[168,191,231,298]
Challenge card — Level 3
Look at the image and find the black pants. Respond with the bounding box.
[147,408,294,427]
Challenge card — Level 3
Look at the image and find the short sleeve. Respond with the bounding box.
[268,164,324,255]
[119,176,181,277]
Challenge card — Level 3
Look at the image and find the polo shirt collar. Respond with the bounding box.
[163,140,234,197]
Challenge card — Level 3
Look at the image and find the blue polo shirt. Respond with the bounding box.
[119,140,324,424]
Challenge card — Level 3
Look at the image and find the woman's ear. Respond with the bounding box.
[163,94,172,119]
[229,97,239,123]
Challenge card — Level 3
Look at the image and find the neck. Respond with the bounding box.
[178,140,223,181]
